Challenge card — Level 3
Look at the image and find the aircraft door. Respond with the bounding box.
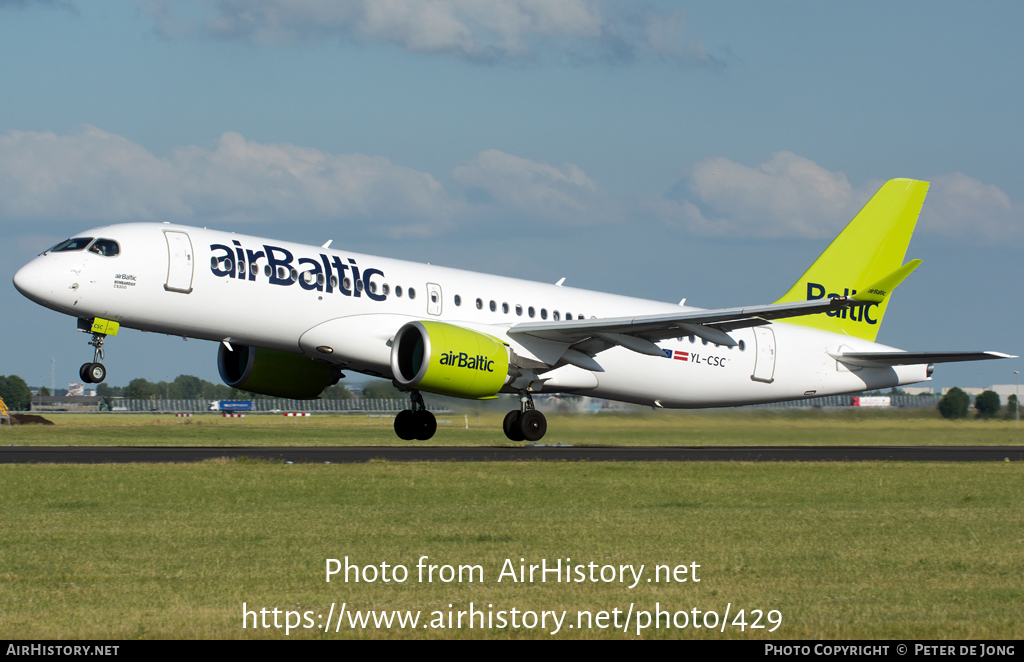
[426,283,442,316]
[750,326,776,383]
[164,231,194,294]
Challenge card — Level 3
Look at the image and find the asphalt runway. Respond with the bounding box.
[2,446,1023,464]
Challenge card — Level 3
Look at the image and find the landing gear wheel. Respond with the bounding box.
[80,363,93,384]
[503,410,525,441]
[394,410,417,441]
[518,410,547,442]
[413,410,437,441]
[87,362,106,384]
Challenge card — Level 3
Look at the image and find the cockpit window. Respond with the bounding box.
[51,237,94,253]
[88,239,120,257]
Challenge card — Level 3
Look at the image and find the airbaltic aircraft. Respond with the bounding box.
[13,179,1014,441]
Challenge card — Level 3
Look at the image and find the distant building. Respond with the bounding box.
[942,387,985,396]
[902,387,934,395]
[987,385,1019,402]
[31,396,104,412]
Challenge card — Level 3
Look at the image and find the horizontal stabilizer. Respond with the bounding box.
[852,259,922,304]
[828,350,1016,368]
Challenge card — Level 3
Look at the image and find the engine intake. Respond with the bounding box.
[391,321,512,399]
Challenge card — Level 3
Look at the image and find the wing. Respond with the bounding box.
[508,297,856,352]
[828,351,1016,368]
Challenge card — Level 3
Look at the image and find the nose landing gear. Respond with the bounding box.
[77,319,111,384]
[394,390,436,441]
[503,391,547,442]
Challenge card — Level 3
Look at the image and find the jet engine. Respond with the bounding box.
[391,321,512,399]
[218,343,338,399]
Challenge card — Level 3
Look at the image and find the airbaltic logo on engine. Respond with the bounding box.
[438,351,495,372]
[806,283,879,324]
[207,240,386,301]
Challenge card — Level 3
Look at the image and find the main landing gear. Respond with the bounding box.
[503,391,547,443]
[394,390,437,441]
[79,331,107,384]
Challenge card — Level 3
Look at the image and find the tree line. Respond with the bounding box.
[938,387,1019,420]
[0,373,413,410]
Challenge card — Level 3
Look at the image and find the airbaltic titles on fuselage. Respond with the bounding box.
[208,240,386,301]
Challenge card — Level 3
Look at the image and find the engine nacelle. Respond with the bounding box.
[391,321,512,399]
[218,344,337,399]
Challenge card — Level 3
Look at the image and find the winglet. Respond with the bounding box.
[852,259,923,304]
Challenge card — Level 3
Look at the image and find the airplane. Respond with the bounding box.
[12,178,1014,442]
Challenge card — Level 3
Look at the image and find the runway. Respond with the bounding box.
[2,446,1023,464]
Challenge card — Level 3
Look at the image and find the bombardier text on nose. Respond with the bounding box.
[13,180,1015,442]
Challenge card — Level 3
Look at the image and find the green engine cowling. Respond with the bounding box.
[390,321,512,399]
[218,344,338,399]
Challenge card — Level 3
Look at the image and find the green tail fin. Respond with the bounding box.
[774,178,929,342]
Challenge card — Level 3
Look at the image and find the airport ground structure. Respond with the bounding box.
[17,393,947,414]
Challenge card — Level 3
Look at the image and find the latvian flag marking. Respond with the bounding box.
[673,351,689,361]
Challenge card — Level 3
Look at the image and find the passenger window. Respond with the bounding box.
[553,311,560,321]
[265,265,272,277]
[368,281,376,294]
[540,308,548,320]
[317,273,325,286]
[516,305,523,316]
[290,268,298,282]
[382,284,389,295]
[528,307,535,318]
[476,298,483,309]
[52,237,94,252]
[565,312,571,320]
[738,340,746,351]
[395,285,403,297]
[454,295,462,306]
[408,288,416,300]
[330,276,338,288]
[88,239,120,257]
[343,277,351,290]
[489,300,496,312]
[355,279,363,291]
[211,257,219,269]
[689,335,696,343]
[502,302,509,314]
[251,263,258,276]
[431,292,438,303]
[579,315,584,320]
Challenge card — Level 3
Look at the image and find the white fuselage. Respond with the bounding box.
[13,223,929,406]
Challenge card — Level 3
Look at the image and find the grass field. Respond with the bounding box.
[1,460,1022,639]
[3,409,1023,447]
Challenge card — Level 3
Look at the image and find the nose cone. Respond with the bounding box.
[13,257,49,304]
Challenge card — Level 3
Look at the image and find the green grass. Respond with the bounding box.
[3,409,1024,447]
[1,461,1022,639]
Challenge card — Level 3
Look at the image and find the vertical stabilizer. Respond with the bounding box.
[774,178,929,341]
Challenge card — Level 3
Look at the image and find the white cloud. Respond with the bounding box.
[920,172,1022,243]
[138,0,717,65]
[652,152,1024,243]
[0,125,460,236]
[453,149,615,225]
[0,126,615,237]
[651,152,875,238]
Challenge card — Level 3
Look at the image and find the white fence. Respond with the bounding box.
[104,398,448,413]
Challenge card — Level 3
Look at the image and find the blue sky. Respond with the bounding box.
[1,0,1021,394]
